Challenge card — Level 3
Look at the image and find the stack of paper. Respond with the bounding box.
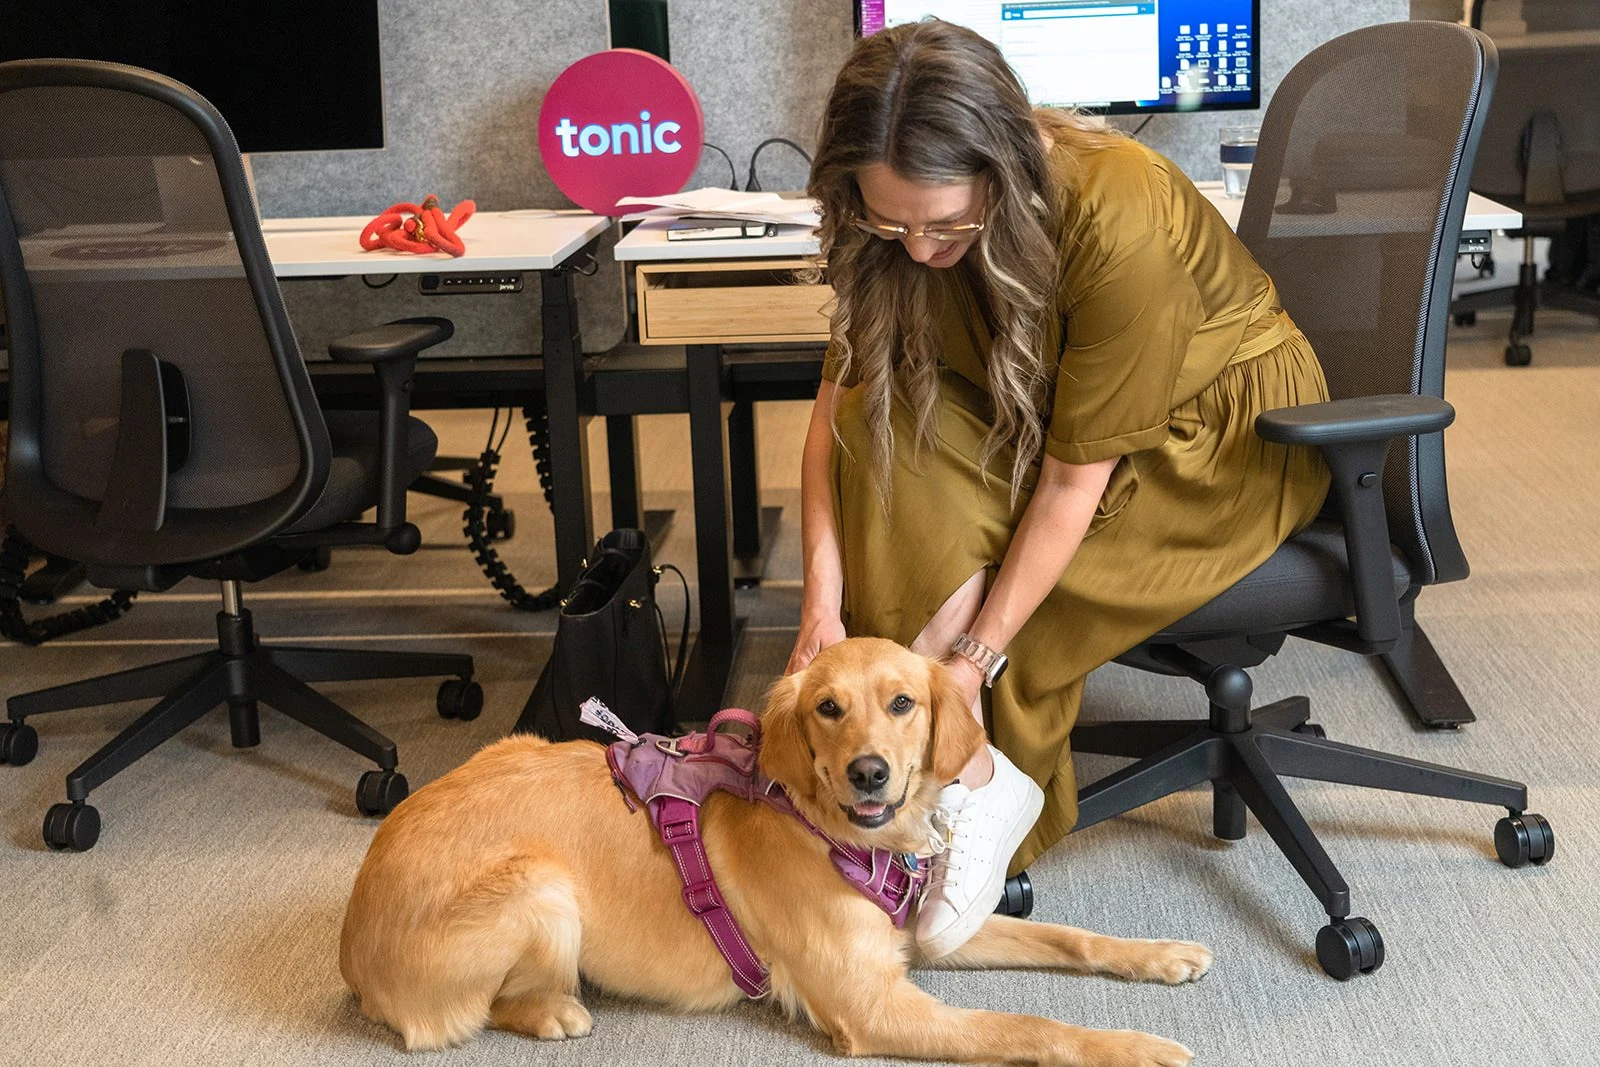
[615,188,821,230]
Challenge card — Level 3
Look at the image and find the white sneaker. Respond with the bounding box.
[915,745,1045,959]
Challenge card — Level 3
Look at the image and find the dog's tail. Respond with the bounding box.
[350,852,582,1051]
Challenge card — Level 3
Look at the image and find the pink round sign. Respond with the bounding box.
[538,49,705,216]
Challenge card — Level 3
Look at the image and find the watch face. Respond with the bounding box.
[989,656,1008,684]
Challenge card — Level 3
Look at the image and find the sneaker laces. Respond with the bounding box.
[918,794,976,902]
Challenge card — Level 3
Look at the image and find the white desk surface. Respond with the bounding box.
[1193,181,1523,234]
[262,210,609,276]
[21,211,609,281]
[614,184,1522,263]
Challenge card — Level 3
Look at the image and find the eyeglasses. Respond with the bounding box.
[849,210,987,243]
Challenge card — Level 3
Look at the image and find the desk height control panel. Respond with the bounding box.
[419,272,526,295]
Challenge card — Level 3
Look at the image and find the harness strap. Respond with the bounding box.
[653,796,770,999]
[794,808,924,927]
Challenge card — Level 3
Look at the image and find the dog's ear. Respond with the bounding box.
[757,673,815,795]
[928,659,987,783]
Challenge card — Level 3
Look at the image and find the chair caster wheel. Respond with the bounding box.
[43,802,100,852]
[994,870,1033,919]
[298,546,332,572]
[356,770,408,816]
[1504,343,1532,366]
[1495,812,1553,868]
[1453,311,1476,327]
[0,721,39,766]
[437,678,484,721]
[1316,916,1383,980]
[1293,722,1327,739]
[486,509,517,541]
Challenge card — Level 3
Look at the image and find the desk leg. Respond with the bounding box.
[540,264,593,590]
[729,400,761,559]
[728,399,782,589]
[677,342,742,719]
[606,415,644,529]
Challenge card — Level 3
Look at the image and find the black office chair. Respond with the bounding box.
[1451,2,1600,364]
[0,60,484,851]
[1070,22,1552,980]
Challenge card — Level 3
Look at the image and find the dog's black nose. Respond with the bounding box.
[847,755,891,794]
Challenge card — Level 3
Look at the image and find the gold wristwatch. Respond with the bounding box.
[951,633,1009,688]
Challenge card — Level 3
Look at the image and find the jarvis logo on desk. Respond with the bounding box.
[538,49,704,216]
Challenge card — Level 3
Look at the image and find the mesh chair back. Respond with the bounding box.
[0,60,328,566]
[1476,0,1600,35]
[1466,27,1600,202]
[1237,22,1496,586]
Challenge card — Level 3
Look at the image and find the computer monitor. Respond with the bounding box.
[856,1,1260,115]
[0,1,385,152]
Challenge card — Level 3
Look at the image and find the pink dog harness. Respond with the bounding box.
[605,708,925,999]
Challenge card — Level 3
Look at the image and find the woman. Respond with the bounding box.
[789,19,1331,959]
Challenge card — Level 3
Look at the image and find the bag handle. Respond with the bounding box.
[654,563,691,702]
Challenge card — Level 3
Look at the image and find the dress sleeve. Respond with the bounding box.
[1045,228,1203,465]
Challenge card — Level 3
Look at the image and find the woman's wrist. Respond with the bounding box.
[801,581,843,621]
[943,652,988,690]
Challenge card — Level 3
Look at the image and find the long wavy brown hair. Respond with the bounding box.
[808,18,1122,503]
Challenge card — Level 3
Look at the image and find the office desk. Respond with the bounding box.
[614,184,1524,710]
[262,210,610,591]
[3,211,621,611]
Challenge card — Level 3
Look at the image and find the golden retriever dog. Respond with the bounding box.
[340,637,1211,1065]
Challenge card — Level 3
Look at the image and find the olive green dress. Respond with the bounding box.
[823,136,1332,873]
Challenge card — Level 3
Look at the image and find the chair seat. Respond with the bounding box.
[1140,520,1413,643]
[279,412,439,535]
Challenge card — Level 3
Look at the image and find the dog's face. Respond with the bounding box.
[758,637,986,849]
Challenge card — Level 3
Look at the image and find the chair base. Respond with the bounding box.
[1450,245,1600,366]
[6,595,475,850]
[1073,665,1544,977]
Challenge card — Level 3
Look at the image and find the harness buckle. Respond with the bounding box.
[660,816,699,845]
[682,879,725,916]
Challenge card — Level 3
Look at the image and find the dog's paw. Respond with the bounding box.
[534,995,594,1040]
[1123,939,1214,985]
[493,993,593,1041]
[1083,1029,1195,1067]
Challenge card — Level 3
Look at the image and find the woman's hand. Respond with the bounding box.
[787,611,848,674]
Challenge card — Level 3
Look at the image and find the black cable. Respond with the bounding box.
[744,137,813,193]
[461,406,563,612]
[0,527,137,646]
[652,563,691,708]
[361,274,399,289]
[1129,115,1154,139]
[702,141,738,190]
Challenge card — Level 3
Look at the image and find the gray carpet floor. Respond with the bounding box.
[2,306,1597,1067]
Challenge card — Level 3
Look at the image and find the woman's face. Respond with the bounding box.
[855,164,987,269]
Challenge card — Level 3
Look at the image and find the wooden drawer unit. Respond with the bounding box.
[635,258,831,344]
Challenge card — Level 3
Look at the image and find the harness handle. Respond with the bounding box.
[708,707,761,738]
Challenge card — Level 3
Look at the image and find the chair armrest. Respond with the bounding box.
[1255,394,1454,446]
[327,316,454,364]
[1255,394,1454,649]
[325,317,454,548]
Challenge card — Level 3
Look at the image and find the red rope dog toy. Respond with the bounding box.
[360,195,476,257]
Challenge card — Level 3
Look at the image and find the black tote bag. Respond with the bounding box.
[513,528,686,743]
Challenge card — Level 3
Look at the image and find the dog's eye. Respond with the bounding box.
[889,694,914,716]
[817,698,842,719]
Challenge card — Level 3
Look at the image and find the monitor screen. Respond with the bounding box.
[857,0,1260,115]
[0,0,385,153]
